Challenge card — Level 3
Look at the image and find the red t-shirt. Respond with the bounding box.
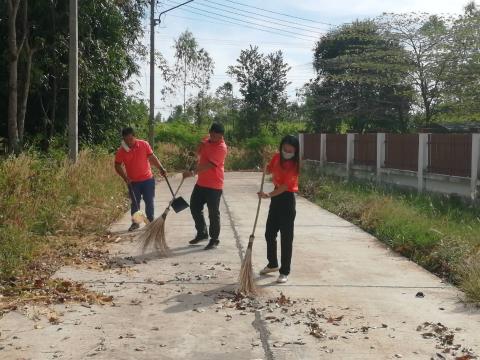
[197,137,228,190]
[114,140,154,182]
[267,153,299,193]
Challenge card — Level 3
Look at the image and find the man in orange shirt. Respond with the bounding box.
[114,127,166,231]
[183,123,228,250]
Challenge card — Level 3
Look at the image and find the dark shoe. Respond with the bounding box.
[189,233,209,245]
[204,239,219,250]
[128,223,140,232]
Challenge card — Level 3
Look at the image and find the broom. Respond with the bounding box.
[129,184,149,226]
[139,177,185,256]
[238,164,267,296]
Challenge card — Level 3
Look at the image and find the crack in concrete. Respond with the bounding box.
[222,193,275,360]
[222,193,245,262]
[253,310,275,360]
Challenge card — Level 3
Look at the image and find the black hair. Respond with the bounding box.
[279,134,300,171]
[122,127,135,137]
[209,122,225,134]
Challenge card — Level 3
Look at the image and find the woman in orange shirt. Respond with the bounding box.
[257,135,300,283]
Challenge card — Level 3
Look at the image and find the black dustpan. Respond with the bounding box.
[164,176,189,213]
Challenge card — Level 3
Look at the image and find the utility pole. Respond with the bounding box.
[148,0,194,148]
[68,0,78,162]
[149,0,155,147]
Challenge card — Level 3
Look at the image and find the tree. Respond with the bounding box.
[438,3,480,121]
[0,0,149,151]
[170,31,214,113]
[378,13,456,125]
[228,46,290,137]
[6,0,25,154]
[307,20,414,133]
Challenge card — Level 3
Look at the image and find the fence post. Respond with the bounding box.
[346,133,355,179]
[471,133,480,200]
[299,133,304,160]
[418,133,429,193]
[320,133,326,167]
[377,133,386,183]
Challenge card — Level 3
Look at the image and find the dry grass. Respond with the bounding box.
[300,167,480,305]
[459,253,480,304]
[0,150,128,297]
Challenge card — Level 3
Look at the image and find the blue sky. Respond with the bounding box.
[130,0,469,118]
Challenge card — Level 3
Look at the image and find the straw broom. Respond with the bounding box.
[238,165,267,296]
[139,177,185,256]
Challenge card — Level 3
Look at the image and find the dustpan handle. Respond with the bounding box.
[251,164,267,236]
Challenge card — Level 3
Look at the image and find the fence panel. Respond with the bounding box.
[326,134,347,163]
[428,134,472,177]
[384,134,418,171]
[354,134,377,166]
[303,133,321,161]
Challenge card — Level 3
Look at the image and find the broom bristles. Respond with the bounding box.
[238,240,258,296]
[139,209,170,256]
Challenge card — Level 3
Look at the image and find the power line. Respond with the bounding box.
[191,0,326,34]
[219,0,334,26]
[162,0,319,40]
[155,32,313,48]
[197,0,329,32]
[164,11,317,42]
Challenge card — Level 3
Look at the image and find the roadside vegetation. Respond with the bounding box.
[0,150,128,304]
[299,168,480,304]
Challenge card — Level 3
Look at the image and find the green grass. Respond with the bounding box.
[299,167,480,304]
[0,150,128,281]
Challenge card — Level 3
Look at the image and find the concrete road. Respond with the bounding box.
[1,172,479,360]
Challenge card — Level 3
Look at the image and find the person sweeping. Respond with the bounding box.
[257,135,300,284]
[183,123,228,250]
[114,127,167,231]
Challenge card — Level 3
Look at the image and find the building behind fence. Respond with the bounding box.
[299,132,480,201]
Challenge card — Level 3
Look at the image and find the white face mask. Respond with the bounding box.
[282,150,295,160]
[121,140,130,152]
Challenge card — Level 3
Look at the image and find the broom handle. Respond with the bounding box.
[169,178,184,205]
[128,183,140,210]
[163,175,176,197]
[251,164,267,237]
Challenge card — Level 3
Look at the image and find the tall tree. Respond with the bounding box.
[228,46,290,137]
[378,13,455,125]
[6,0,25,154]
[1,0,149,151]
[308,20,413,133]
[173,31,214,113]
[439,3,480,121]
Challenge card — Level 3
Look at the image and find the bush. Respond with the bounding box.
[155,122,206,150]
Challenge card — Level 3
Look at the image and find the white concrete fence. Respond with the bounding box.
[299,133,480,201]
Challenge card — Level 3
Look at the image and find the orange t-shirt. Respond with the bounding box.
[267,153,299,192]
[114,140,154,182]
[197,137,228,190]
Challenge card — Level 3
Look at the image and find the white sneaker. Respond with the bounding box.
[277,274,288,283]
[259,266,279,275]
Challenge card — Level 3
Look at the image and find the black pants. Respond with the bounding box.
[265,191,296,276]
[190,184,222,240]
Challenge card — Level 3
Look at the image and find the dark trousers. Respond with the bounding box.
[190,184,222,240]
[129,178,155,222]
[265,191,296,276]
